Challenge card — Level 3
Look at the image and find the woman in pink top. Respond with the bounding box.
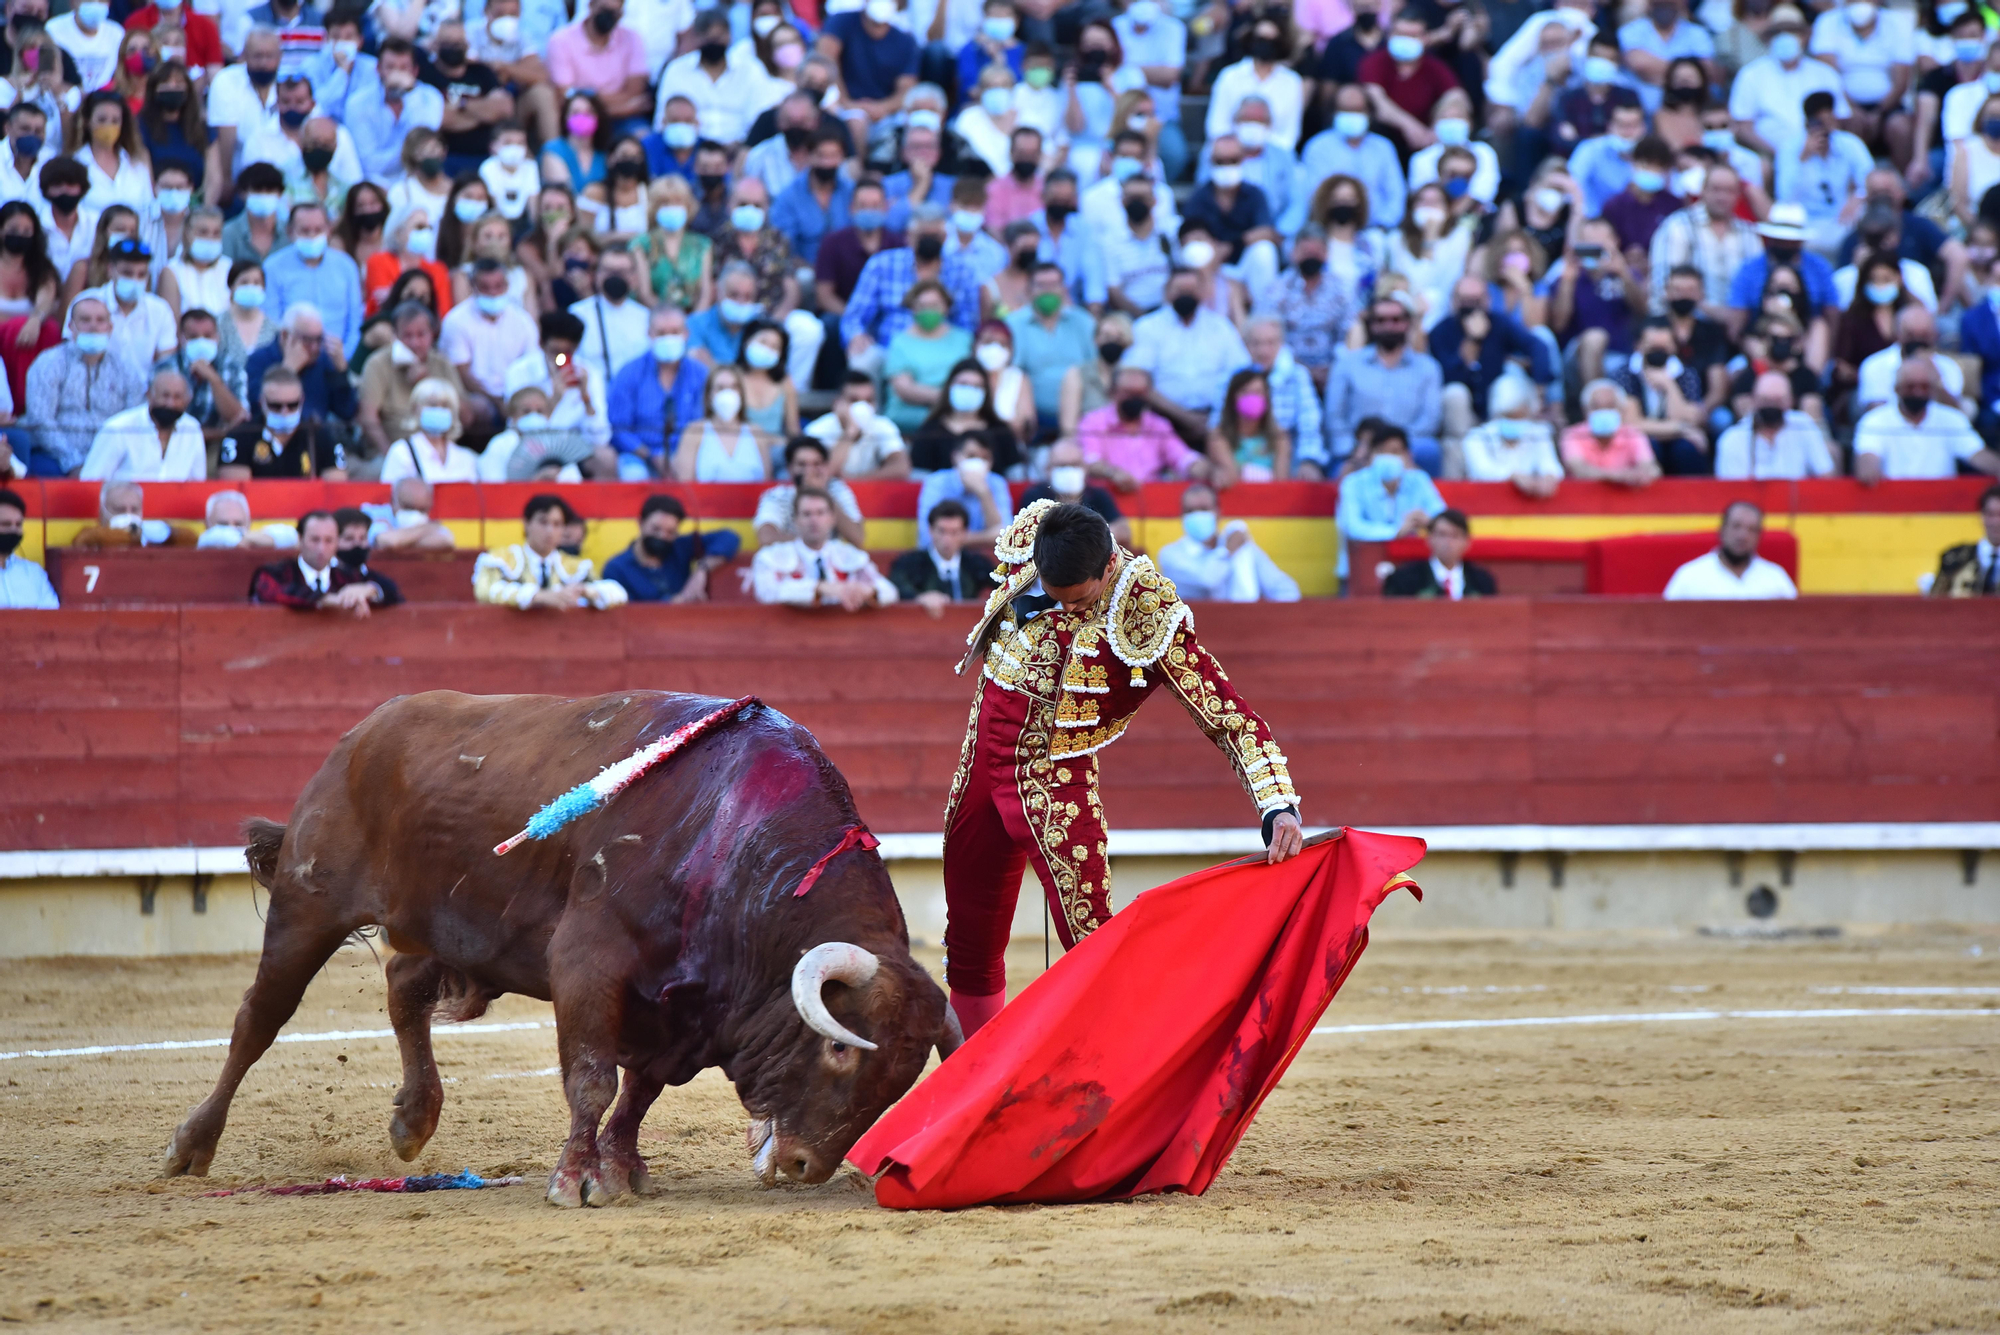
[1559,379,1663,487]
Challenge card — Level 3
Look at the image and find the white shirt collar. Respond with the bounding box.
[297,556,330,592]
[1978,537,1997,571]
[1430,557,1464,600]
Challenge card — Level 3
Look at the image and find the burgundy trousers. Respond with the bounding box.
[941,680,1113,997]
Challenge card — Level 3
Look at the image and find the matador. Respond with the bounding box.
[940,500,1304,1038]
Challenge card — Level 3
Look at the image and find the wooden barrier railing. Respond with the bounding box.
[4,599,1995,851]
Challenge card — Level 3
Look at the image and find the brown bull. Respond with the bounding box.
[163,690,956,1205]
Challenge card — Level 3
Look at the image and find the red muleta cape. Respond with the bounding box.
[847,828,1424,1209]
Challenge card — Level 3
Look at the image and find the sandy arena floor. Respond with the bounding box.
[1,928,1996,1334]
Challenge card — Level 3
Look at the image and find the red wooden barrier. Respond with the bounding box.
[4,600,1995,851]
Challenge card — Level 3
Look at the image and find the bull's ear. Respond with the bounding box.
[935,1007,964,1061]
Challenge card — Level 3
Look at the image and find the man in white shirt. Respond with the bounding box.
[1854,305,1963,414]
[1101,173,1172,314]
[502,310,612,452]
[45,0,122,92]
[1203,14,1303,151]
[207,28,285,190]
[1663,502,1799,599]
[241,72,365,185]
[751,488,897,609]
[653,10,781,144]
[93,237,178,367]
[1854,357,2000,482]
[79,370,206,481]
[0,485,57,608]
[35,159,100,284]
[568,248,650,385]
[0,103,53,207]
[753,435,866,547]
[1715,373,1838,479]
[804,374,909,478]
[1127,267,1250,433]
[1728,5,1849,157]
[1156,483,1299,602]
[1807,0,1913,147]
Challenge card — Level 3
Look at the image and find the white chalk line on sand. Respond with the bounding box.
[3,1006,1997,1066]
[0,1019,556,1063]
[1313,1007,1999,1036]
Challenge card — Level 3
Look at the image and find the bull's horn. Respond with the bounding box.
[936,1007,964,1060]
[791,943,880,1051]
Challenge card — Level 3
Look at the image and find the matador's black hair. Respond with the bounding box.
[1034,502,1113,588]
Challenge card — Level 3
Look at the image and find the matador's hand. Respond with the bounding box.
[1267,811,1303,864]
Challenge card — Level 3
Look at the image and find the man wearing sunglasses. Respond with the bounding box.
[217,367,348,479]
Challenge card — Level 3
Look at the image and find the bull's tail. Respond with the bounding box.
[241,817,287,890]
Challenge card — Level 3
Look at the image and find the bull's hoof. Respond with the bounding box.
[600,1153,652,1198]
[162,1115,217,1178]
[546,1165,610,1208]
[389,1086,440,1162]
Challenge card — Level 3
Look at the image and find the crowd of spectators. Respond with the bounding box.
[0,0,1998,607]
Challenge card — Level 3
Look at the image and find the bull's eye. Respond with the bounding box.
[831,1042,846,1053]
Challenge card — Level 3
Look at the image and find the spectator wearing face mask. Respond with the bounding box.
[603,491,741,604]
[1114,0,1187,177]
[1300,84,1407,228]
[1561,378,1662,485]
[304,9,380,124]
[0,485,55,606]
[156,305,244,453]
[478,385,584,482]
[914,431,1011,551]
[1616,0,1713,113]
[567,247,649,386]
[1728,4,1849,157]
[1853,357,1999,482]
[369,477,457,551]
[1324,295,1442,474]
[92,236,175,369]
[1833,203,1940,312]
[1609,317,1711,473]
[362,300,460,461]
[1542,33,1644,152]
[22,294,144,475]
[1567,101,1648,217]
[1598,134,1682,256]
[608,304,707,478]
[262,201,360,361]
[1358,15,1459,155]
[1127,266,1252,442]
[756,434,865,546]
[1076,363,1210,488]
[1551,217,1646,386]
[1460,376,1562,494]
[1855,303,1963,416]
[1714,370,1838,478]
[79,366,203,479]
[770,128,854,267]
[194,487,290,550]
[1156,481,1298,603]
[379,375,478,484]
[1018,438,1131,546]
[71,477,196,547]
[1334,425,1445,583]
[1430,275,1554,473]
[218,365,344,478]
[1206,12,1303,152]
[806,371,909,478]
[1183,133,1281,297]
[1406,90,1500,206]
